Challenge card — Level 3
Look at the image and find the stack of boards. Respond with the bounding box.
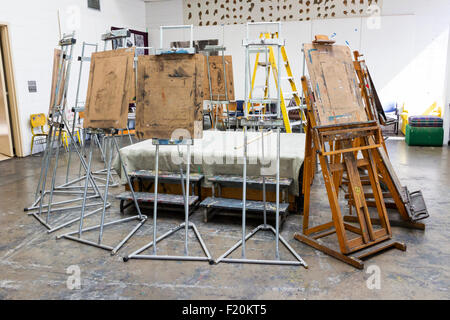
[81,48,234,139]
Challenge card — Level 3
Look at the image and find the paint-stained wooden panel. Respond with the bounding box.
[49,49,65,113]
[204,55,234,101]
[136,54,204,139]
[304,43,367,126]
[83,48,135,129]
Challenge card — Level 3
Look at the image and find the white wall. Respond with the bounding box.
[146,0,450,144]
[0,0,147,156]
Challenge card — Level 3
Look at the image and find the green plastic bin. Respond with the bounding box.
[405,124,443,146]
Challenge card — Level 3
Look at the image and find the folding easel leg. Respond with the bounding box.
[294,233,364,269]
[78,140,94,238]
[37,127,57,216]
[112,136,144,219]
[98,136,113,244]
[34,126,53,201]
[48,205,108,233]
[184,144,191,255]
[45,127,64,224]
[61,118,105,199]
[317,152,349,254]
[275,127,281,260]
[152,145,159,255]
[241,126,248,259]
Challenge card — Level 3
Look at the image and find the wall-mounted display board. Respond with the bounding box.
[183,0,383,26]
[83,48,135,129]
[304,43,367,126]
[204,55,234,101]
[136,54,205,140]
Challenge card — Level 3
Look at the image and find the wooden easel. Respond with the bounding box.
[345,51,428,230]
[294,39,406,269]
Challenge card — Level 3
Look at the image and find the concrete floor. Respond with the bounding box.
[0,138,448,299]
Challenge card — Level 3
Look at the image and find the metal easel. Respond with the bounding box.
[124,25,212,263]
[215,22,307,267]
[58,129,147,255]
[26,33,108,233]
[61,41,120,191]
[203,25,232,130]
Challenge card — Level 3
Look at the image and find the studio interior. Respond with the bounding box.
[0,0,449,301]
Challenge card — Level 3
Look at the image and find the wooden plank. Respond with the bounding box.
[49,49,65,114]
[129,170,204,182]
[204,55,235,101]
[116,191,198,206]
[0,25,23,156]
[294,233,364,269]
[351,239,406,260]
[0,44,13,156]
[83,48,135,129]
[303,43,367,126]
[200,197,289,213]
[208,175,292,187]
[136,54,204,139]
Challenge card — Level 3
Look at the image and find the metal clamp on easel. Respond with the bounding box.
[215,23,307,267]
[123,138,212,263]
[58,129,147,255]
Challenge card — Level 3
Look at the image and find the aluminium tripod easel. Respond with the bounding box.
[123,138,212,262]
[57,41,145,255]
[215,22,307,267]
[124,25,212,263]
[26,33,108,233]
[293,40,406,269]
[58,129,147,255]
[63,40,118,187]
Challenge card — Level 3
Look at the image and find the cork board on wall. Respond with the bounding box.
[183,0,383,26]
[204,55,235,101]
[49,49,66,114]
[136,54,204,140]
[304,43,367,126]
[83,48,135,129]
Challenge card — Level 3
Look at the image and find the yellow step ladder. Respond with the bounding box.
[248,32,305,133]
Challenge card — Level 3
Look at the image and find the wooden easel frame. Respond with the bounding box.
[294,75,406,269]
[346,51,427,230]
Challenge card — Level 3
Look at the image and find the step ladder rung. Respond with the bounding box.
[289,121,303,126]
[247,113,278,118]
[248,48,269,54]
[286,106,301,112]
[249,98,279,104]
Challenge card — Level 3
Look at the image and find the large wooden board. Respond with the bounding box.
[49,49,66,114]
[304,43,367,126]
[0,47,13,156]
[204,55,234,101]
[136,54,204,139]
[83,48,135,129]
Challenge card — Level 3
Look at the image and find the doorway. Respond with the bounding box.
[0,23,23,159]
